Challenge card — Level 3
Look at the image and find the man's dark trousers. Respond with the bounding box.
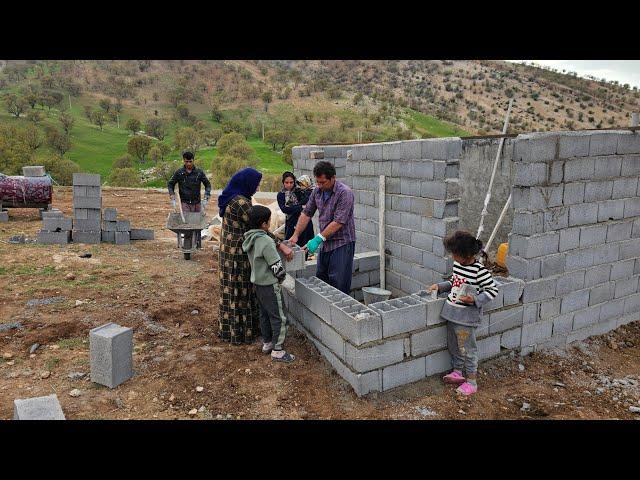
[316,241,355,294]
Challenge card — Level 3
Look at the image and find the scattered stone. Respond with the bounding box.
[144,321,168,335]
[26,296,65,307]
[115,397,125,409]
[7,360,15,366]
[198,406,206,413]
[65,273,76,281]
[507,398,514,402]
[553,388,559,393]
[169,394,175,402]
[196,386,204,392]
[67,372,86,381]
[8,235,26,244]
[245,368,251,374]
[75,300,84,307]
[629,406,640,414]
[188,408,198,416]
[0,321,22,333]
[415,406,437,417]
[596,388,605,395]
[191,310,199,315]
[3,352,13,359]
[457,409,466,415]
[69,389,82,397]
[226,414,232,419]
[29,343,40,354]
[553,382,566,388]
[521,402,531,412]
[518,364,525,372]
[40,371,51,379]
[216,414,223,419]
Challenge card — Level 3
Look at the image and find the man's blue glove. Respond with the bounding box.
[305,234,325,254]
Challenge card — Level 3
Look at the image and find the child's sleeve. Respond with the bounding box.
[263,240,286,283]
[474,266,499,307]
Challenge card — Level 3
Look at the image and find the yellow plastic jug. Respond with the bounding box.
[495,242,509,268]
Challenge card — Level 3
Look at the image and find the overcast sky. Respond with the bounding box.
[507,60,640,89]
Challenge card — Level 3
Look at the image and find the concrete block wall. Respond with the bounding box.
[506,130,640,350]
[284,272,525,396]
[293,139,463,298]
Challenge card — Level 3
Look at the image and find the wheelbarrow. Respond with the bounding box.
[166,211,209,260]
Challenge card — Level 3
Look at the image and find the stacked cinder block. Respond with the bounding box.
[36,209,73,244]
[278,241,306,272]
[294,139,462,299]
[72,173,102,244]
[0,202,8,222]
[284,273,524,396]
[507,130,640,352]
[289,251,381,301]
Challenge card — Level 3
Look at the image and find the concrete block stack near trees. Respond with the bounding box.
[35,173,154,245]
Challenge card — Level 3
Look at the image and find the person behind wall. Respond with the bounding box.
[167,151,212,248]
[276,171,314,258]
[289,161,356,294]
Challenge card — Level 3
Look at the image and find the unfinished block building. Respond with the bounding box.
[283,130,640,396]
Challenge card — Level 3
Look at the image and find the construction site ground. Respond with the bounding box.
[1,186,639,420]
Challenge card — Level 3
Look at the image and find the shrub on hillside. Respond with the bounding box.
[282,143,295,166]
[211,154,259,189]
[109,167,141,187]
[153,159,182,183]
[112,154,134,169]
[41,154,81,185]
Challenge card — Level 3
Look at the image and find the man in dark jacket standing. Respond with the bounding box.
[167,151,212,248]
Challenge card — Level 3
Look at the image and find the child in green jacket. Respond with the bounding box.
[242,205,295,363]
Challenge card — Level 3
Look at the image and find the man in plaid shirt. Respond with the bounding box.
[289,161,356,294]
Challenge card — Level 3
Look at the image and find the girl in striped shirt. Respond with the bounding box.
[427,231,499,396]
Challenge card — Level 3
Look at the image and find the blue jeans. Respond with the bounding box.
[316,241,355,294]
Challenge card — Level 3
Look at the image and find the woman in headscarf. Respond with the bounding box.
[277,172,315,248]
[217,168,292,345]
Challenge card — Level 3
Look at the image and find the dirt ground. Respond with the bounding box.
[1,186,639,420]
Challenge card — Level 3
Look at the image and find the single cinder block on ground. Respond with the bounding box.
[73,196,102,210]
[72,230,101,244]
[0,210,8,222]
[90,322,134,388]
[116,220,131,232]
[22,166,46,177]
[115,231,130,245]
[37,230,71,244]
[101,230,115,243]
[73,173,101,186]
[130,228,154,240]
[103,208,117,221]
[13,394,65,420]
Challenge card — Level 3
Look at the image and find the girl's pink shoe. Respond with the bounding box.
[456,381,478,396]
[442,371,466,384]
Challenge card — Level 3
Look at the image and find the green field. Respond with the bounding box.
[405,109,470,138]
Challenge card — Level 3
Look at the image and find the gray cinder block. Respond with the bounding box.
[73,196,102,210]
[116,220,131,232]
[74,208,101,221]
[521,277,556,303]
[41,210,64,219]
[521,318,553,347]
[72,230,101,244]
[589,132,619,156]
[410,325,447,356]
[85,186,101,198]
[13,394,65,420]
[558,133,590,158]
[478,335,501,361]
[597,199,625,222]
[607,221,633,243]
[505,255,541,281]
[42,217,73,232]
[564,158,595,182]
[90,322,133,388]
[345,338,405,372]
[382,357,426,391]
[0,211,8,222]
[573,306,602,330]
[130,228,154,240]
[579,224,608,248]
[500,328,522,350]
[617,132,640,154]
[514,162,548,186]
[370,296,427,337]
[102,221,117,232]
[556,270,586,296]
[73,219,101,231]
[115,231,130,245]
[425,349,451,377]
[73,173,101,186]
[330,299,382,345]
[561,289,590,314]
[489,305,524,335]
[22,165,46,177]
[594,156,622,179]
[37,230,71,244]
[569,203,598,227]
[103,208,117,221]
[621,155,640,176]
[610,259,635,281]
[101,231,115,243]
[612,177,638,199]
[584,181,613,202]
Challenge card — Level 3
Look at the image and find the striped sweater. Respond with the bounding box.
[437,261,499,327]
